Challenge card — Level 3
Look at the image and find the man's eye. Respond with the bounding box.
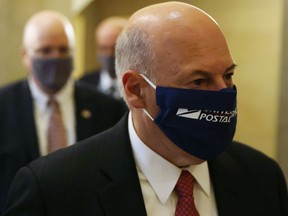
[192,78,205,86]
[59,47,70,54]
[224,73,234,80]
[38,47,51,55]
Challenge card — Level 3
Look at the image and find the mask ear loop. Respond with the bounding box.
[143,109,154,121]
[140,74,157,89]
[139,74,156,121]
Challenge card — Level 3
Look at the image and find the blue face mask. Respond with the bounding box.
[141,74,237,160]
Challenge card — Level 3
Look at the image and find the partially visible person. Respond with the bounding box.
[2,2,288,216]
[0,10,126,213]
[78,16,127,99]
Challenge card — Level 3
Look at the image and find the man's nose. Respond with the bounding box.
[49,49,67,58]
[213,77,228,91]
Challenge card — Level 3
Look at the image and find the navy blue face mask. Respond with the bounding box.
[141,74,237,160]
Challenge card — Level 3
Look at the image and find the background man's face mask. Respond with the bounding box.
[141,74,237,160]
[32,57,73,93]
[97,55,116,79]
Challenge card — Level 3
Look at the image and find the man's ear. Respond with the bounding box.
[122,70,147,109]
[21,48,30,68]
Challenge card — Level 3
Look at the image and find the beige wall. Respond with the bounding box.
[279,0,288,183]
[0,0,286,172]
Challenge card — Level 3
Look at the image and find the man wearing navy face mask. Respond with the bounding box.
[78,16,127,100]
[2,2,288,216]
[0,10,126,213]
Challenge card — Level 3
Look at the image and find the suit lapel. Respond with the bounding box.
[19,80,40,160]
[74,84,101,141]
[74,86,92,141]
[208,151,240,215]
[208,143,253,216]
[95,115,147,216]
[97,171,147,216]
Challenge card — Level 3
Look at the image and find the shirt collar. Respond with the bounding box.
[99,69,118,91]
[128,112,211,204]
[28,77,74,112]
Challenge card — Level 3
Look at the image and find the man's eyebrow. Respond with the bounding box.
[191,64,237,75]
[225,64,237,73]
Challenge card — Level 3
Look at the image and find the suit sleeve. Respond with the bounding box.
[1,167,45,215]
[276,163,288,215]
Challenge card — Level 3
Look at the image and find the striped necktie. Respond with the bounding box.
[47,97,67,153]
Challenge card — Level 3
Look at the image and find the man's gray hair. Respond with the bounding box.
[115,27,156,100]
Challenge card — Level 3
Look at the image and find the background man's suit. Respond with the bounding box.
[2,114,288,216]
[0,79,127,212]
[78,69,126,104]
[78,69,101,88]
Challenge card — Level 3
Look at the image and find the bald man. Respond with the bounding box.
[78,16,127,99]
[0,11,126,212]
[2,3,288,216]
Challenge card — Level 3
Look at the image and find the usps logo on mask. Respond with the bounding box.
[176,109,201,119]
[176,108,237,123]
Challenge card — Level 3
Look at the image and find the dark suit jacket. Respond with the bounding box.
[78,69,101,88]
[0,79,127,212]
[78,69,127,107]
[2,114,288,216]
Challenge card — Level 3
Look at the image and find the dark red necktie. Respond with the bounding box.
[175,170,200,216]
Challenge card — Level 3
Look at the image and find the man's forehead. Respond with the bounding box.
[128,2,213,27]
[25,24,69,47]
[23,11,74,49]
[127,4,221,52]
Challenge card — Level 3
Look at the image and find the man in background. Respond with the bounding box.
[78,16,127,99]
[0,10,126,212]
[2,2,288,215]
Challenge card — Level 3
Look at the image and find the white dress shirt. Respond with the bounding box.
[28,77,76,156]
[98,69,121,99]
[128,112,218,216]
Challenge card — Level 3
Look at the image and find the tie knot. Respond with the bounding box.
[175,170,195,198]
[47,97,59,109]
